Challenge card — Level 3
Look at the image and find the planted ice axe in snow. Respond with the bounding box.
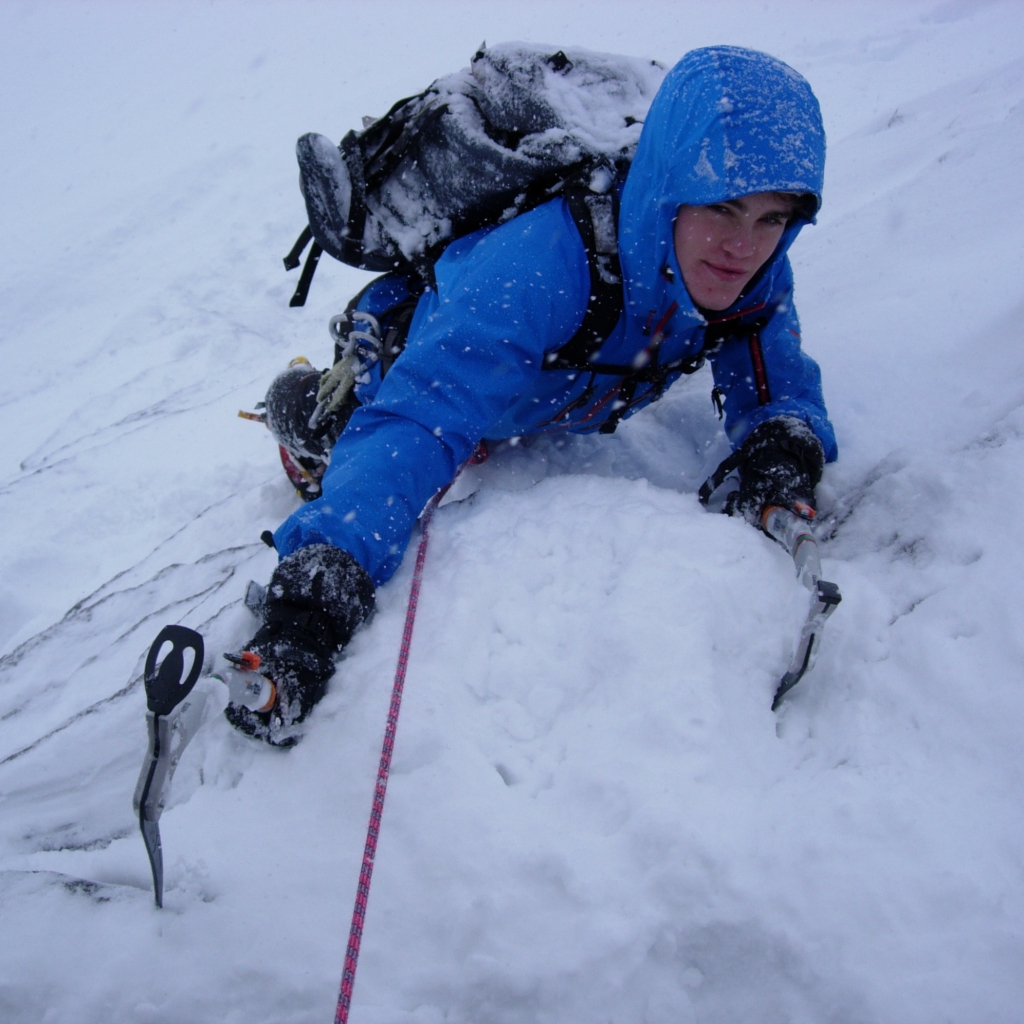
[763,507,842,710]
[133,625,207,907]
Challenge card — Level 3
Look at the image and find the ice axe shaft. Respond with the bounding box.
[763,508,842,710]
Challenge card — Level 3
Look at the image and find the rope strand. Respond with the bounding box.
[334,496,438,1024]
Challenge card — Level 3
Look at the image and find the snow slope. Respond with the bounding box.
[2,2,1024,1021]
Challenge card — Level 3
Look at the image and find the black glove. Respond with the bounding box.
[733,416,824,526]
[225,543,375,746]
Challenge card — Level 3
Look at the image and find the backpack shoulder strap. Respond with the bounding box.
[543,184,625,371]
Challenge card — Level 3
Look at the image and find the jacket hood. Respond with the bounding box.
[618,46,825,327]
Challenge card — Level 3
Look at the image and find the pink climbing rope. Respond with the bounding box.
[334,496,439,1024]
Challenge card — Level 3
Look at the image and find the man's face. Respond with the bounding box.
[673,192,793,311]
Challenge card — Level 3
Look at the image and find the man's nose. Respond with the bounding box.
[721,223,756,258]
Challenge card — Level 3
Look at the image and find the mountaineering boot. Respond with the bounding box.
[263,358,359,502]
[263,310,386,500]
[224,544,375,746]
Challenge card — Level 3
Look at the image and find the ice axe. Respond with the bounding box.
[132,625,208,907]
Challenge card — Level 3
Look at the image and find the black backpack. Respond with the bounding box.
[283,43,664,301]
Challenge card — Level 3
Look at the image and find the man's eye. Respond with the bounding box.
[708,204,730,215]
[761,214,785,226]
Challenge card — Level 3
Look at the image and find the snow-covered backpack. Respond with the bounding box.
[283,42,666,320]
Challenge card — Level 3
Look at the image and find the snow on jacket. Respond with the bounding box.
[274,46,836,586]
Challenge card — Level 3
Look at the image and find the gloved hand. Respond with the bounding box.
[224,543,375,746]
[733,416,825,527]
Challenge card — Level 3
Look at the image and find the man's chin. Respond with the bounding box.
[693,289,741,312]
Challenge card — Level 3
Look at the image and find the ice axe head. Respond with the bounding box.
[144,625,204,717]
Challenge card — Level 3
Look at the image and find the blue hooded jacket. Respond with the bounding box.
[274,47,836,585]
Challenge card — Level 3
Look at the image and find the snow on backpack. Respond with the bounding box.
[282,42,666,308]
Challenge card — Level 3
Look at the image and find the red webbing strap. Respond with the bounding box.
[748,333,772,405]
[334,497,438,1024]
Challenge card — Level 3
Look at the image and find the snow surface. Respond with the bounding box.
[2,2,1024,1021]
